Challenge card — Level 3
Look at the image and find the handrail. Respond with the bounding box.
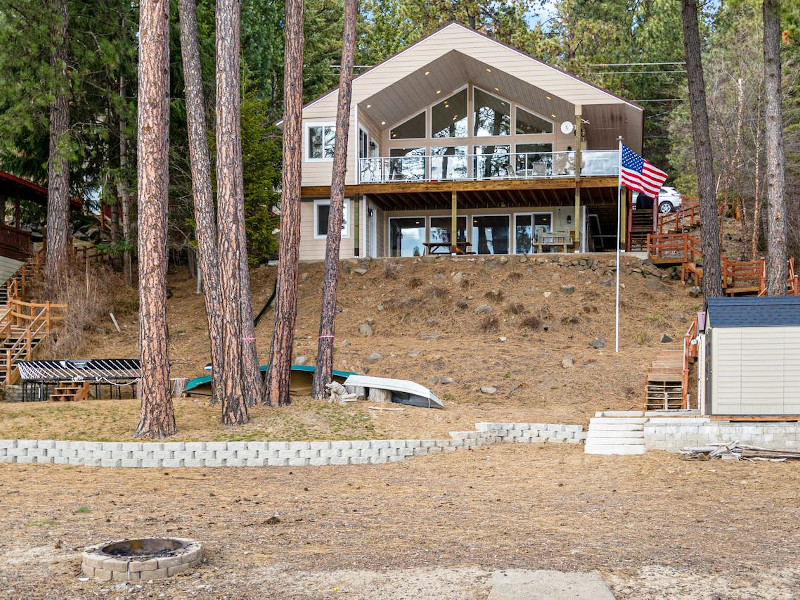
[1,298,68,384]
[681,316,699,410]
[358,149,619,183]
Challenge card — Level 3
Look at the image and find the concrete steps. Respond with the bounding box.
[584,411,647,455]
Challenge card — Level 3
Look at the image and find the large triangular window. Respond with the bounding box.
[516,107,553,134]
[390,112,426,139]
[432,89,468,138]
[474,88,510,136]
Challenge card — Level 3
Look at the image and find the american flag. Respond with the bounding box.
[620,144,668,198]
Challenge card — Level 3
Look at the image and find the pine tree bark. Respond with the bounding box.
[216,0,250,422]
[179,0,225,407]
[119,73,133,287]
[264,0,303,407]
[763,0,787,296]
[46,0,71,291]
[752,98,763,260]
[681,0,722,299]
[135,0,176,439]
[312,0,357,399]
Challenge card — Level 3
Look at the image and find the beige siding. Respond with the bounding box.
[299,199,355,262]
[0,256,23,285]
[711,326,800,415]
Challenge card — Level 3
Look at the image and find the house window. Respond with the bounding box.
[516,107,553,134]
[430,146,467,180]
[472,215,510,254]
[515,213,552,254]
[515,143,553,175]
[474,144,510,178]
[390,112,426,139]
[389,217,426,257]
[314,199,350,239]
[430,216,467,244]
[307,123,336,160]
[474,88,510,136]
[432,89,468,138]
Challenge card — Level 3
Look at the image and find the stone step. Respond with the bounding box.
[588,423,644,431]
[583,437,645,445]
[585,430,645,439]
[584,444,646,455]
[589,417,648,425]
[595,411,645,417]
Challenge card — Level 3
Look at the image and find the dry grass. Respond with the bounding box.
[520,315,542,330]
[34,265,136,359]
[479,315,499,333]
[507,302,525,315]
[484,289,505,302]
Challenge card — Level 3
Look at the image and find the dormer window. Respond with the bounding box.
[474,88,510,136]
[516,107,553,134]
[390,112,426,139]
[307,123,336,160]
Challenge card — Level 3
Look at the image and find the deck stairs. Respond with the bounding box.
[584,411,647,455]
[49,380,90,402]
[629,209,655,251]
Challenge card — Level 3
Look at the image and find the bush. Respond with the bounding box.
[480,315,499,333]
[508,302,525,315]
[520,315,541,330]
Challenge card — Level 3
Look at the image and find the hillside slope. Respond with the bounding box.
[78,252,700,437]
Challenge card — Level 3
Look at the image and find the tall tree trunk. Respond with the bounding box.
[681,0,722,299]
[46,0,71,290]
[764,0,786,296]
[752,99,763,260]
[118,73,133,287]
[312,0,357,399]
[239,251,261,406]
[216,0,250,422]
[179,0,225,407]
[135,0,176,439]
[264,0,303,406]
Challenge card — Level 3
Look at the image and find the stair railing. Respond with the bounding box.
[681,316,699,410]
[2,298,67,384]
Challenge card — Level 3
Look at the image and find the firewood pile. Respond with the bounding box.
[681,441,800,462]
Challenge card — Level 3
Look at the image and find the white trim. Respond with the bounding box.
[313,198,351,239]
[305,121,336,162]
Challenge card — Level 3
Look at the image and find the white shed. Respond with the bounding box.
[702,297,800,416]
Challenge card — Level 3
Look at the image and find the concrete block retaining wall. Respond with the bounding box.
[0,423,586,468]
[645,417,800,452]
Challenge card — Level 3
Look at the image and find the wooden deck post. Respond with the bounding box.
[573,106,582,252]
[5,349,10,384]
[620,187,628,251]
[45,301,51,333]
[450,190,458,254]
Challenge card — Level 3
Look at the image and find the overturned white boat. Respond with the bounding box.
[343,375,444,409]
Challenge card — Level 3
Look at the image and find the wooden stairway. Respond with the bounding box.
[629,209,654,251]
[645,349,684,411]
[49,381,90,402]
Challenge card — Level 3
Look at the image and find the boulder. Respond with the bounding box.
[358,322,374,336]
[589,339,606,349]
[480,386,497,395]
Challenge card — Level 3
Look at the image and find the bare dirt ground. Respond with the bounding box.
[2,445,800,599]
[6,251,702,440]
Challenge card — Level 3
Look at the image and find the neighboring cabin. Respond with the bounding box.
[289,22,644,261]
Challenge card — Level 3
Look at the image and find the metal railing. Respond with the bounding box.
[358,150,619,184]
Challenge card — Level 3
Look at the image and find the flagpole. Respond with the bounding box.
[616,136,623,353]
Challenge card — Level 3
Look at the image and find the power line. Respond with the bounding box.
[589,61,686,67]
[591,70,686,75]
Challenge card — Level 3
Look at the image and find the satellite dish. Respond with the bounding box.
[560,121,575,135]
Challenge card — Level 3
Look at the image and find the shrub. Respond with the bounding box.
[408,277,423,289]
[508,302,525,315]
[480,315,499,333]
[506,271,523,282]
[520,315,541,330]
[484,289,504,302]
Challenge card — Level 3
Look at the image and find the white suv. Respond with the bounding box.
[658,187,682,214]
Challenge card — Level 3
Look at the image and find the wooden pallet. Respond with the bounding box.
[645,350,685,411]
[49,381,90,402]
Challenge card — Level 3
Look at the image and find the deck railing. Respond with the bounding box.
[358,150,619,184]
[681,316,698,410]
[0,222,32,261]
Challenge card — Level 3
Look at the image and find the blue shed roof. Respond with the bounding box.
[707,296,800,328]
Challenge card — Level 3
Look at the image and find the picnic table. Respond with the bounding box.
[423,241,473,255]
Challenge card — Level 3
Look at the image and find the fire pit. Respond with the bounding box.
[82,537,202,582]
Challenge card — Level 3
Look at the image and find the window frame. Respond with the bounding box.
[305,122,337,162]
[313,198,351,239]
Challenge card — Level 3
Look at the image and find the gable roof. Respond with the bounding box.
[299,22,643,121]
[707,297,800,328]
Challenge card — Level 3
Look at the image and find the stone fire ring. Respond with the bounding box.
[82,537,203,582]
